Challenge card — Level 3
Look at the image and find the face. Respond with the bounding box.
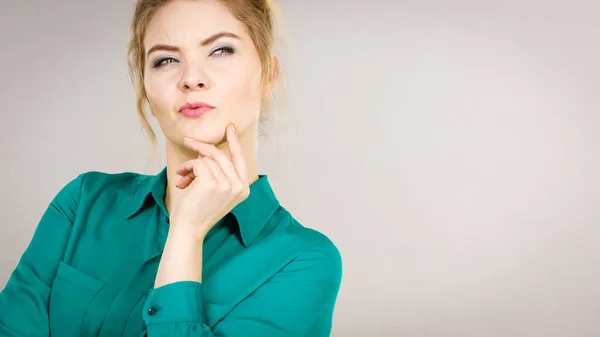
[143,0,265,146]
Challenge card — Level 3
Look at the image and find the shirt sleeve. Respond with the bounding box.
[0,174,83,337]
[143,241,343,337]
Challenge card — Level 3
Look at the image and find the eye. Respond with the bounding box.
[152,57,177,68]
[210,46,235,57]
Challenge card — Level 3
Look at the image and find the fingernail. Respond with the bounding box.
[229,123,236,133]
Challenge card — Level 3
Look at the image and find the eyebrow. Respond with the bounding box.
[146,31,241,58]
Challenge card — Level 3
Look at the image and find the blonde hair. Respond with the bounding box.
[126,0,283,149]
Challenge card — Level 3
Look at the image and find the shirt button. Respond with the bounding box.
[147,307,158,316]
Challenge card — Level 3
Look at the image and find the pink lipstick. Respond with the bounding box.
[179,101,215,118]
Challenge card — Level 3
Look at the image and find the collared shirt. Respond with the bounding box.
[0,168,342,337]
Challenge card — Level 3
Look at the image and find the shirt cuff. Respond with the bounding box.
[143,281,205,325]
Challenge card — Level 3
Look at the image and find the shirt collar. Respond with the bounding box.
[123,167,280,247]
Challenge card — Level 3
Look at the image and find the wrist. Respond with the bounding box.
[155,226,205,287]
[168,221,209,242]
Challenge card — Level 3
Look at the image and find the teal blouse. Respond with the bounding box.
[0,168,342,336]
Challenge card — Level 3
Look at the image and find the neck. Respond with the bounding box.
[163,124,260,214]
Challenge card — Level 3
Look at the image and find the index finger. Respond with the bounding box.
[183,136,240,183]
[226,123,248,185]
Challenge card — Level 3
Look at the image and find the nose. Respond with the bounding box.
[179,66,210,92]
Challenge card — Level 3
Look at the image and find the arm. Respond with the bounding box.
[148,127,343,336]
[144,240,343,337]
[0,174,83,337]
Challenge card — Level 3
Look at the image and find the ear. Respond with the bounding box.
[263,55,280,101]
[271,55,280,85]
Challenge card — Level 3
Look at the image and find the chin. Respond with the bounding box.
[181,123,227,145]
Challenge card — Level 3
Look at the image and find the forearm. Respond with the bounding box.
[144,232,342,337]
[154,227,205,288]
[145,227,213,336]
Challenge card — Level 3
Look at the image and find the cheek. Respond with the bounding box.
[144,72,178,111]
[226,64,263,106]
[248,66,264,100]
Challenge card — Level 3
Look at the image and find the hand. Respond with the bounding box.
[169,123,250,239]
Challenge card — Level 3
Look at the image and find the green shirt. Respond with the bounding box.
[0,168,342,337]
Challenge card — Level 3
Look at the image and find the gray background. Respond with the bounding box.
[1,0,599,336]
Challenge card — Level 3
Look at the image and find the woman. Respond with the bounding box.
[0,0,342,336]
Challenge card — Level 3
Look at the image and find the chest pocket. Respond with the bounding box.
[49,261,106,337]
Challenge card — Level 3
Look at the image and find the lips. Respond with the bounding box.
[179,101,215,118]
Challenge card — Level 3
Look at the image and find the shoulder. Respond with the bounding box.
[78,170,145,192]
[60,170,155,195]
[270,207,343,283]
[53,170,151,205]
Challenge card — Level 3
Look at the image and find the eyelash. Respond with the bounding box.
[151,46,236,68]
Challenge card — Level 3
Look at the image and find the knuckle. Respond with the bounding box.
[231,182,242,194]
[220,181,231,192]
[206,180,218,190]
[192,160,203,170]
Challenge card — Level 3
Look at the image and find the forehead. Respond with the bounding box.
[144,0,247,47]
